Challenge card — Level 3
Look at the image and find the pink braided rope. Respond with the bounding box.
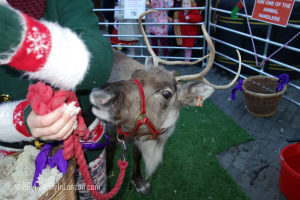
[27,81,128,200]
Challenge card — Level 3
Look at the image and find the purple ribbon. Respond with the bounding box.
[32,135,110,186]
[81,134,110,150]
[276,74,289,93]
[48,148,68,173]
[32,143,67,187]
[231,79,243,100]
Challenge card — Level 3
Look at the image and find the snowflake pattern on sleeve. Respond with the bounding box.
[26,26,51,60]
[9,13,52,72]
[13,101,31,137]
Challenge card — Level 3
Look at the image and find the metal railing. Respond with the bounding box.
[94,0,300,106]
[94,5,207,62]
[208,0,300,106]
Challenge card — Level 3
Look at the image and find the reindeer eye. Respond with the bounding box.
[161,91,172,100]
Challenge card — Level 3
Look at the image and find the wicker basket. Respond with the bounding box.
[11,147,77,200]
[242,76,287,117]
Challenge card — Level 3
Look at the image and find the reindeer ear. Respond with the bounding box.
[178,82,215,107]
[144,56,154,71]
[90,87,116,107]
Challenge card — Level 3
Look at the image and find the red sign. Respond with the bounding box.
[252,0,295,27]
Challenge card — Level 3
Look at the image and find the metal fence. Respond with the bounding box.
[94,0,300,106]
[94,5,207,61]
[208,0,300,106]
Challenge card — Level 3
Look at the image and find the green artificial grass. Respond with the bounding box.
[109,99,253,200]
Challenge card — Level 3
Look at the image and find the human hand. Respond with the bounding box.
[174,19,179,23]
[185,15,190,20]
[27,106,77,141]
[145,0,150,6]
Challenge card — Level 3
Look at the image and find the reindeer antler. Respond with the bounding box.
[138,10,209,68]
[138,10,242,90]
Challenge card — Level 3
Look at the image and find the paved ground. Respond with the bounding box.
[128,47,300,200]
[163,59,299,200]
[204,68,299,200]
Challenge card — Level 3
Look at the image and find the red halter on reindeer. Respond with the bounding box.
[89,10,242,196]
[25,10,241,199]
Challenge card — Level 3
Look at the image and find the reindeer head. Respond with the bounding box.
[90,10,241,141]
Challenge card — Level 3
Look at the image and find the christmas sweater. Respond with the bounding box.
[0,0,113,159]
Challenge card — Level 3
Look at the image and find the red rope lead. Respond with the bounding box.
[26,81,127,200]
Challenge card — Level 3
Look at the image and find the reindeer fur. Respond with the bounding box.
[90,49,216,195]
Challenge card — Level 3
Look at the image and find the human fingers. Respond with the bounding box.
[28,107,77,138]
[39,115,77,141]
[33,112,76,138]
[28,106,64,129]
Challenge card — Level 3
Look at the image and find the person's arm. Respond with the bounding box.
[1,0,113,90]
[0,4,86,145]
[185,10,202,23]
[0,101,34,144]
[0,4,89,90]
[46,0,113,96]
[0,0,112,145]
[0,100,76,152]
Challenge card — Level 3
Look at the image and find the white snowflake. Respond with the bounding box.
[26,26,50,59]
[13,111,21,119]
[13,111,23,127]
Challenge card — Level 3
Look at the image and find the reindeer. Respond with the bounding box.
[89,10,241,195]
